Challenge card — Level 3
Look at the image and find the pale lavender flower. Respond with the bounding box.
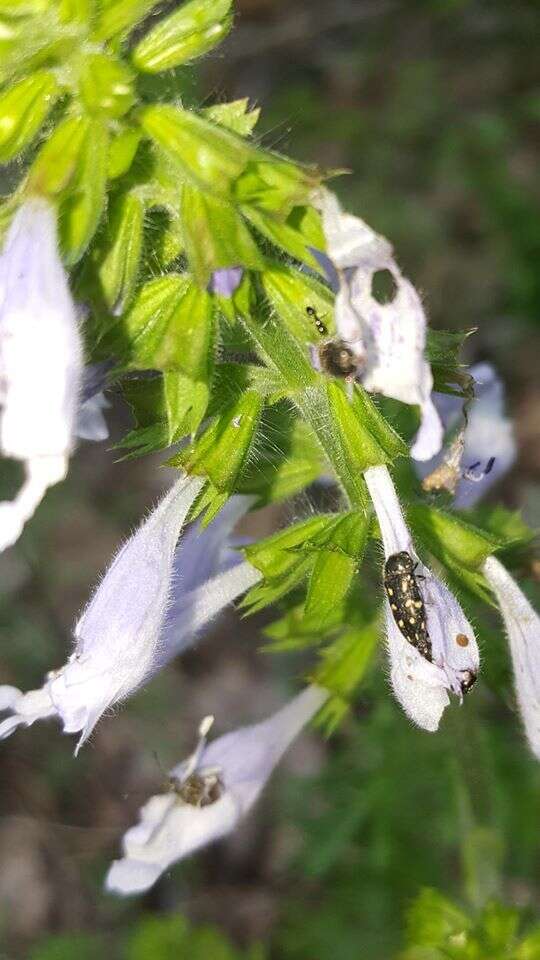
[483,556,540,759]
[0,199,84,550]
[315,189,443,462]
[418,363,516,506]
[364,465,480,728]
[209,267,243,297]
[75,362,112,442]
[105,684,328,895]
[0,477,261,752]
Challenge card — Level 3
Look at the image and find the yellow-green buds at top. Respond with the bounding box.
[91,0,160,42]
[78,53,135,119]
[27,115,89,196]
[0,70,60,163]
[140,104,254,195]
[133,0,233,73]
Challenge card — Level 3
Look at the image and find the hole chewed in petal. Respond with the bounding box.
[371,268,398,305]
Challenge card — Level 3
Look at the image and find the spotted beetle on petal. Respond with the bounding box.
[383,551,432,662]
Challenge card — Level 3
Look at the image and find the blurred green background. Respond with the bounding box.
[1,0,540,957]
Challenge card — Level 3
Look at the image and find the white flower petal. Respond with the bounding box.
[364,464,412,556]
[0,481,260,750]
[0,686,55,739]
[0,200,83,549]
[0,456,67,551]
[317,189,443,461]
[419,570,480,697]
[483,556,540,759]
[106,685,328,895]
[160,560,262,659]
[385,608,450,732]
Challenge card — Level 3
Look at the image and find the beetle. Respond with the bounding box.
[384,551,432,662]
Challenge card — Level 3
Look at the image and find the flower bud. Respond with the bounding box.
[133,0,232,73]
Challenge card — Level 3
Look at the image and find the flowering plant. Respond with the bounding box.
[0,0,538,907]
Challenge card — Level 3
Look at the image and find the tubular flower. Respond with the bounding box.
[364,465,480,729]
[0,477,261,752]
[0,199,84,551]
[106,684,329,896]
[483,556,540,759]
[316,189,443,462]
[418,363,516,506]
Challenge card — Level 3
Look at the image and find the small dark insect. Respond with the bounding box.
[384,551,432,662]
[318,339,359,379]
[307,304,361,380]
[170,771,223,808]
[306,304,328,336]
[459,669,477,695]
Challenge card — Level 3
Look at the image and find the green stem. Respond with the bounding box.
[240,307,368,510]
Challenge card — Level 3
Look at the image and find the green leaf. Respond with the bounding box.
[313,622,379,733]
[140,104,255,195]
[78,52,135,119]
[304,551,357,627]
[107,274,214,372]
[327,380,407,472]
[263,264,335,343]
[0,70,60,163]
[244,204,323,270]
[171,389,263,491]
[408,504,503,571]
[242,556,315,615]
[408,503,504,604]
[181,184,265,286]
[405,888,470,948]
[0,8,81,85]
[238,413,324,505]
[240,294,318,390]
[300,511,370,560]
[245,515,333,580]
[94,190,144,313]
[28,114,90,195]
[133,0,232,72]
[92,0,161,42]
[426,328,476,397]
[163,365,212,439]
[203,98,260,137]
[58,0,93,24]
[235,159,320,217]
[58,118,108,264]
[107,127,142,179]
